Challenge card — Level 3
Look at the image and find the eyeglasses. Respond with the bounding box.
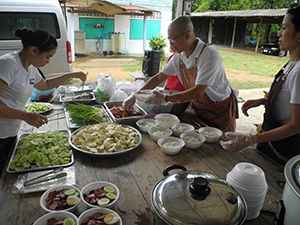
[168,30,190,43]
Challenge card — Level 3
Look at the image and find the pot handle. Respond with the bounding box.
[163,164,187,177]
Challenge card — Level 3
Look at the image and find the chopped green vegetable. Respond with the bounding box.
[25,102,51,113]
[9,131,72,171]
[66,103,109,126]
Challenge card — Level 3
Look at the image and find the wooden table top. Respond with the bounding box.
[0,103,285,225]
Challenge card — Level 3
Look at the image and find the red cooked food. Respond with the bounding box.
[110,106,142,118]
[83,187,115,206]
[81,212,117,225]
[46,189,71,210]
[47,218,64,225]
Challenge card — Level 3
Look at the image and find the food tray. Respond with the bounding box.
[69,122,142,157]
[104,101,147,124]
[25,102,53,114]
[6,130,74,173]
[60,90,96,103]
[64,104,112,129]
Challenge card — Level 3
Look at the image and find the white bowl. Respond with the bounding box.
[179,132,206,149]
[147,126,173,142]
[80,181,119,209]
[134,89,152,102]
[136,118,157,133]
[78,208,122,225]
[154,113,179,128]
[157,136,185,155]
[171,123,194,137]
[33,211,78,225]
[198,127,223,143]
[40,185,81,213]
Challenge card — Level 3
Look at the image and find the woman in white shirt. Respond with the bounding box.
[222,4,300,164]
[0,29,86,175]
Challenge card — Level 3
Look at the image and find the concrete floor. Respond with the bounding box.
[236,88,269,133]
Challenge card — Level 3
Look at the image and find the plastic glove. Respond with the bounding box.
[122,93,136,111]
[145,90,166,105]
[220,133,257,152]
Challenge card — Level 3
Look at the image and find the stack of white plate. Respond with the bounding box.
[226,162,268,220]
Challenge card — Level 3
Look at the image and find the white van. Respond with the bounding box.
[0,0,72,77]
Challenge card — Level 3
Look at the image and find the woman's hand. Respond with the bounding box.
[242,98,266,117]
[23,112,48,128]
[220,133,257,152]
[72,71,87,82]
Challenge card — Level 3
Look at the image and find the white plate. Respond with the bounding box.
[69,122,142,157]
[25,102,53,114]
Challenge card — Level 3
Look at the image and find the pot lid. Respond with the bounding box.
[151,165,247,225]
[284,155,300,198]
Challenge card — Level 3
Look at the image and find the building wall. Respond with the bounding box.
[66,0,173,56]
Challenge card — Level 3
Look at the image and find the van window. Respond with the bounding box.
[0,12,60,40]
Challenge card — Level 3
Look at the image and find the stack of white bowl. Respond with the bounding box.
[226,162,268,220]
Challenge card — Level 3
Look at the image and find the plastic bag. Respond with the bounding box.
[97,73,116,97]
[118,80,145,96]
[116,79,132,89]
[110,89,128,102]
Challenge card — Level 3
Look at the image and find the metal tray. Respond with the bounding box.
[6,130,74,173]
[104,101,147,124]
[64,104,112,129]
[60,90,96,103]
[69,122,142,157]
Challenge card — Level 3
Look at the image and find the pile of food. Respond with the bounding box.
[81,212,119,225]
[25,102,52,113]
[65,103,109,127]
[109,106,142,118]
[182,135,201,143]
[71,122,140,154]
[9,131,72,171]
[46,188,80,210]
[83,186,117,207]
[47,217,76,225]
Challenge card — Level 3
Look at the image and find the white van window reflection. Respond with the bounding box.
[0,12,60,40]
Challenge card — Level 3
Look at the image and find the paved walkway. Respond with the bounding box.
[236,88,269,133]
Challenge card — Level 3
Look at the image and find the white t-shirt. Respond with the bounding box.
[0,51,42,138]
[273,61,300,124]
[161,38,231,102]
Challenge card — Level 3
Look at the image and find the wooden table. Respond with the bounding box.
[0,103,285,225]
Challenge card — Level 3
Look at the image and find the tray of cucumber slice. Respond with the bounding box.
[7,130,74,173]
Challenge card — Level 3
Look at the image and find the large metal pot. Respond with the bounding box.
[151,165,247,225]
[274,155,300,225]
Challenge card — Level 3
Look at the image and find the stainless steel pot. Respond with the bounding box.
[274,155,300,225]
[151,165,247,225]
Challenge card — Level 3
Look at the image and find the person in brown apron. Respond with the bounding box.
[221,4,300,164]
[123,16,238,132]
[179,44,238,132]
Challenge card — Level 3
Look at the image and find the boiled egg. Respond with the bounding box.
[67,196,80,206]
[104,213,119,224]
[98,197,110,207]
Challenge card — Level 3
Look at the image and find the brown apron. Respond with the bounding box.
[179,44,238,131]
[257,61,300,163]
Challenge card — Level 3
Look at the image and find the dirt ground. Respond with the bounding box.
[71,50,273,84]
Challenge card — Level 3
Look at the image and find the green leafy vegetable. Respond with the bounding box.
[66,103,109,126]
[9,131,71,171]
[25,102,51,113]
